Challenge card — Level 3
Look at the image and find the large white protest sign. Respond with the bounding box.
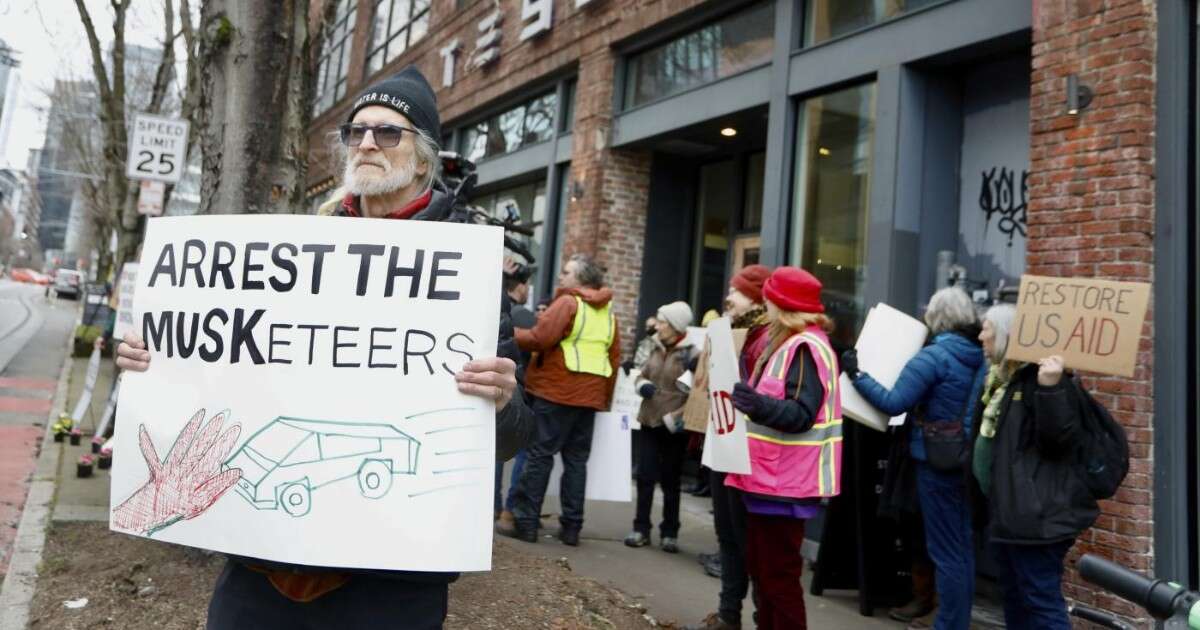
[840,303,929,431]
[112,215,503,571]
[701,318,751,474]
[547,369,638,502]
[547,411,632,503]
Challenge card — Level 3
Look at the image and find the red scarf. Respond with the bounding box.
[340,189,432,220]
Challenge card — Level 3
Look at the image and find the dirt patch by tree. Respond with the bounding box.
[27,522,657,629]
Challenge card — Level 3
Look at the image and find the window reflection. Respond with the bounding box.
[805,0,944,46]
[790,84,876,348]
[624,2,773,109]
[460,92,559,162]
[313,0,357,116]
[364,0,431,78]
[472,180,549,295]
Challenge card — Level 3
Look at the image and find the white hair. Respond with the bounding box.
[924,287,978,335]
[316,127,441,216]
[983,303,1017,363]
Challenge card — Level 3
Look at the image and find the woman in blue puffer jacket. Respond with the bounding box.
[841,287,985,630]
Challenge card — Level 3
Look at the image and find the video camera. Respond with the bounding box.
[439,151,542,267]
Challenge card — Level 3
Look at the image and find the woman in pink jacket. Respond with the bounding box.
[725,267,842,630]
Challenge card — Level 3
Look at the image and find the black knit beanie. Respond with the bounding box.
[347,65,440,142]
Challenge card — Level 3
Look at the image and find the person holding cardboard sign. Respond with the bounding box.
[723,266,843,630]
[842,287,985,630]
[117,65,533,630]
[970,304,1104,630]
[623,301,696,553]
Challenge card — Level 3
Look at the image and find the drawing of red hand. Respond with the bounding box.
[112,409,243,535]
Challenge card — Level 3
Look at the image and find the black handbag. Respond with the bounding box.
[918,392,973,473]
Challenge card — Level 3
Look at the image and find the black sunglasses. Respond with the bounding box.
[339,123,419,148]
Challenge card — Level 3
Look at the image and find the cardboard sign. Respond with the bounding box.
[683,329,747,434]
[1006,275,1150,377]
[112,215,503,571]
[112,263,139,341]
[840,304,929,432]
[700,318,751,474]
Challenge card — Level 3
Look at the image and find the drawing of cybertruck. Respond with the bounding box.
[223,417,420,517]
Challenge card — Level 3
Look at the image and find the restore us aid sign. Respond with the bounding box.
[127,113,190,184]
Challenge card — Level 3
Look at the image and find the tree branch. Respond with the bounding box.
[71,0,114,106]
[148,0,177,113]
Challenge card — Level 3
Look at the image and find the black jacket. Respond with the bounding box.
[977,365,1098,544]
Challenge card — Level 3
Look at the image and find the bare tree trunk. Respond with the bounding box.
[197,1,326,215]
[73,0,133,281]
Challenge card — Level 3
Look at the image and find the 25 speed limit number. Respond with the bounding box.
[127,114,190,184]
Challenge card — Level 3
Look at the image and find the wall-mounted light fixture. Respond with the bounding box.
[1066,74,1093,115]
[570,179,585,203]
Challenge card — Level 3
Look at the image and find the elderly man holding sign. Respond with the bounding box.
[116,66,533,630]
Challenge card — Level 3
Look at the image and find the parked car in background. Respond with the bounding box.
[54,270,84,299]
[9,268,36,283]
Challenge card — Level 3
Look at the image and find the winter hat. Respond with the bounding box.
[730,264,771,304]
[763,267,825,313]
[657,301,694,334]
[347,65,441,142]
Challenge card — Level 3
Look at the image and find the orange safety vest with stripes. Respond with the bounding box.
[725,326,843,500]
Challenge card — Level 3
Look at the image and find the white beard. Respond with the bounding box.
[343,154,417,196]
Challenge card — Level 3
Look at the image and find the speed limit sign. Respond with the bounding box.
[127,113,190,184]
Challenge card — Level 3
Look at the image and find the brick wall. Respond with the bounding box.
[1028,0,1156,624]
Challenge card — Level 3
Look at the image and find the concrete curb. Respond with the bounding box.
[0,352,71,629]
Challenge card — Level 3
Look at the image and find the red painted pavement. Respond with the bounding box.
[0,397,52,414]
[0,378,56,391]
[0,426,42,574]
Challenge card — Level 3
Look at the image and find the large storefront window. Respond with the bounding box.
[460,92,557,162]
[313,0,357,116]
[365,0,430,77]
[790,83,876,347]
[472,180,548,296]
[623,2,773,109]
[805,0,944,46]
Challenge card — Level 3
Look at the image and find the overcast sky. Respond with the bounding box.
[0,0,179,169]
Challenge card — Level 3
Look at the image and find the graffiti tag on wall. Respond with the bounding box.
[979,167,1028,246]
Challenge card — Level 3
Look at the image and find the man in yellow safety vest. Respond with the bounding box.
[498,254,621,546]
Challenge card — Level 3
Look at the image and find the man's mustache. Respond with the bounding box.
[351,156,390,171]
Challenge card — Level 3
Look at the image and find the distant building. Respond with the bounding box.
[0,39,20,168]
[35,80,97,252]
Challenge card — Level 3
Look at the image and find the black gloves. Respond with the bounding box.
[638,383,657,399]
[840,349,860,380]
[730,382,768,418]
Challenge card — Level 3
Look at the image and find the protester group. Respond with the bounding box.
[113,63,1125,630]
[493,252,1119,630]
